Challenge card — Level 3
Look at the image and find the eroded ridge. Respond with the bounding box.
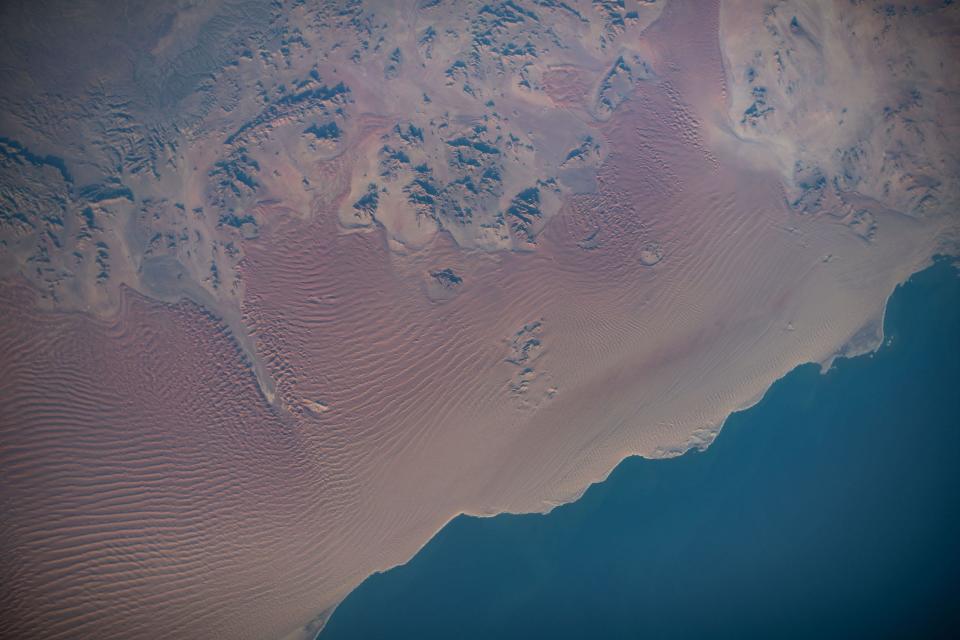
[1,1,957,639]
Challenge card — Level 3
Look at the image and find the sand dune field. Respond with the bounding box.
[1,1,957,638]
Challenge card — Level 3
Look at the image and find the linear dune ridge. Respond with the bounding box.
[1,1,956,639]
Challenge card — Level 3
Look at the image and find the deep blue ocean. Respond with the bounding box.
[321,257,960,640]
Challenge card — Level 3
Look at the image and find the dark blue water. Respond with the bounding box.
[322,257,960,640]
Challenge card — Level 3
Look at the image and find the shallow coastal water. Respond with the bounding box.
[322,257,960,639]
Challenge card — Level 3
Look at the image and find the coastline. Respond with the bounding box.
[318,253,960,639]
[2,2,957,637]
[311,252,957,639]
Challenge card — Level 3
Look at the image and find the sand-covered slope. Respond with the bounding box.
[1,1,958,639]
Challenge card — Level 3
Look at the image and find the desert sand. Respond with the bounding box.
[1,1,957,639]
